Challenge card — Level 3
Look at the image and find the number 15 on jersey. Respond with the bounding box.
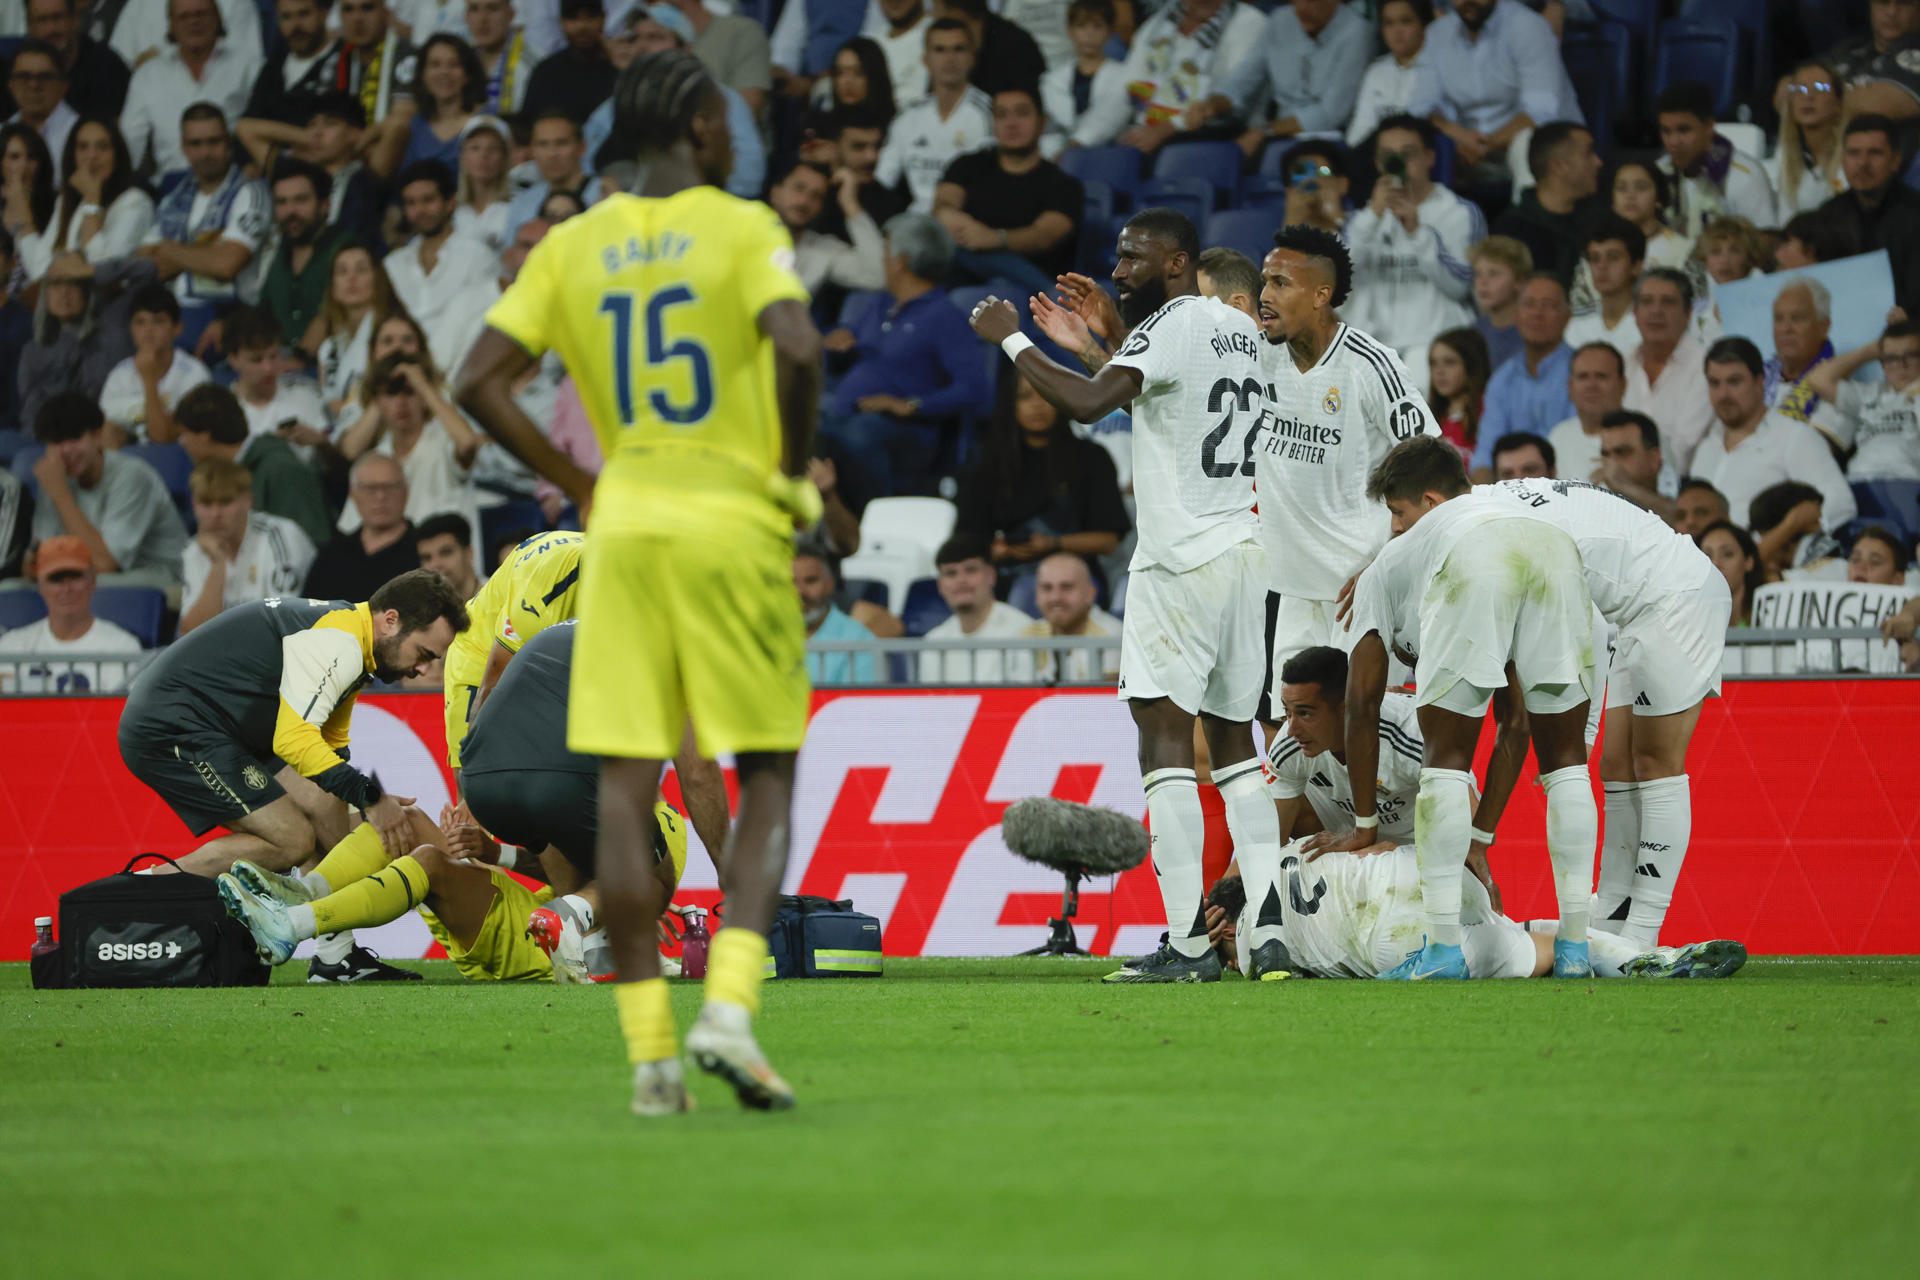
[599,287,715,427]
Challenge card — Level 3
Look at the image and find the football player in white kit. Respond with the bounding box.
[1328,436,1600,979]
[1267,645,1513,908]
[968,208,1287,984]
[1475,477,1732,947]
[1203,851,1748,981]
[1255,225,1442,708]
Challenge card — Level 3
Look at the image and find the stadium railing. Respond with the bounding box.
[0,630,1911,694]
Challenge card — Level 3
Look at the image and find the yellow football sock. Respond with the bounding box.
[703,927,768,1018]
[310,822,392,895]
[614,978,678,1064]
[310,856,429,935]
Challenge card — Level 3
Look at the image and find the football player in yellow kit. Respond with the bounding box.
[456,50,825,1116]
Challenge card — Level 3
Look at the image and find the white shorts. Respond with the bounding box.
[1118,541,1268,721]
[1463,914,1543,978]
[1267,594,1343,708]
[1605,562,1731,716]
[1587,609,1613,748]
[1417,520,1596,719]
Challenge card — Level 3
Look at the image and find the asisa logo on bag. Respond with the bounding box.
[97,940,185,962]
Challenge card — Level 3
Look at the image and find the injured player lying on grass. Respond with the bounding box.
[214,799,694,983]
[1203,849,1746,980]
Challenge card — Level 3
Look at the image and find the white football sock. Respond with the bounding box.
[1143,767,1209,958]
[1626,774,1691,948]
[289,904,319,942]
[1586,928,1643,977]
[300,868,333,896]
[1595,780,1640,929]
[314,930,356,963]
[1213,758,1283,947]
[1541,765,1599,945]
[1415,768,1475,947]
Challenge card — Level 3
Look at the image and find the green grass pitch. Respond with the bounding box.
[4,957,1917,1278]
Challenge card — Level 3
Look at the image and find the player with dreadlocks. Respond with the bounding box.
[457,50,824,1116]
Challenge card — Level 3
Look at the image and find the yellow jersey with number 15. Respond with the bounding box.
[484,187,810,544]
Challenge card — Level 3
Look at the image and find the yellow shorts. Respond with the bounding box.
[420,870,556,982]
[568,527,810,759]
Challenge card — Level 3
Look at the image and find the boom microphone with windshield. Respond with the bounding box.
[1000,798,1150,956]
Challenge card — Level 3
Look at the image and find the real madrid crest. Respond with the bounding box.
[242,765,269,791]
[1323,386,1341,415]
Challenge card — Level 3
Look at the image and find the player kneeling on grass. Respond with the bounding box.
[219,621,725,982]
[1202,849,1745,981]
[118,568,469,982]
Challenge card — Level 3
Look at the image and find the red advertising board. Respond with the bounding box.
[1,682,1916,958]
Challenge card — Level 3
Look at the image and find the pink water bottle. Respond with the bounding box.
[681,908,710,979]
[31,916,56,961]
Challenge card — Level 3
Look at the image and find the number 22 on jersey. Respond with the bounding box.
[1201,376,1267,478]
[599,286,715,427]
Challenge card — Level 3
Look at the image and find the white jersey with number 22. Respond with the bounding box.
[1107,294,1266,575]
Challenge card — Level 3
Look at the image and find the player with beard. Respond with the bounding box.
[116,569,468,980]
[972,208,1287,984]
[1256,225,1441,707]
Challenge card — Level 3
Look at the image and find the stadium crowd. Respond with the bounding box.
[1,0,1919,694]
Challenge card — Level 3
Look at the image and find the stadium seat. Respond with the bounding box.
[479,500,547,555]
[859,496,956,563]
[900,577,950,637]
[0,428,28,466]
[1153,140,1242,203]
[1717,122,1767,164]
[1652,18,1741,118]
[124,443,193,500]
[1204,209,1280,270]
[9,443,43,492]
[838,551,920,614]
[1239,176,1287,212]
[1562,22,1634,150]
[1430,132,1455,188]
[1587,0,1659,41]
[1863,480,1920,542]
[844,577,889,608]
[89,587,166,648]
[1057,145,1143,199]
[1681,0,1767,98]
[1008,571,1038,617]
[0,591,46,631]
[1128,176,1213,226]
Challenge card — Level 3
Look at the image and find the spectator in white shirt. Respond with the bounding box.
[1343,113,1483,386]
[876,18,991,213]
[1771,59,1849,218]
[178,457,317,634]
[1693,336,1856,533]
[1022,550,1120,683]
[97,282,212,444]
[1347,0,1433,149]
[918,534,1035,684]
[105,0,264,69]
[221,304,331,447]
[133,105,271,339]
[872,0,933,105]
[1806,316,1920,481]
[1592,408,1684,529]
[120,0,256,177]
[1115,0,1264,157]
[1561,214,1643,359]
[769,159,886,295]
[1545,340,1626,481]
[17,117,156,282]
[0,535,142,693]
[6,39,79,180]
[311,243,406,417]
[1624,266,1714,471]
[1040,0,1130,157]
[336,349,482,538]
[384,158,499,373]
[1654,79,1776,240]
[1410,0,1581,183]
[413,511,485,599]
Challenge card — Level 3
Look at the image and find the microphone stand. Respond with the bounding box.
[1020,865,1089,956]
